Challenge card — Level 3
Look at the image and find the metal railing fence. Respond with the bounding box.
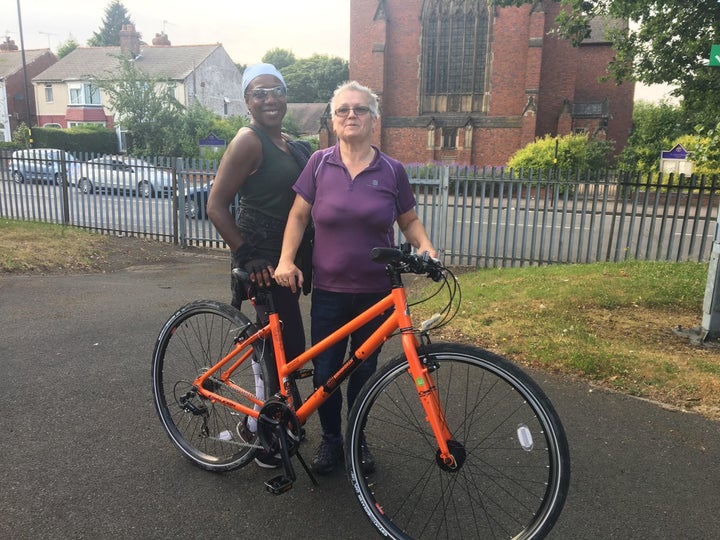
[1,154,718,266]
[409,166,720,266]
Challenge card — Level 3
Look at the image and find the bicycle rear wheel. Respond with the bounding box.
[346,342,570,539]
[152,300,274,471]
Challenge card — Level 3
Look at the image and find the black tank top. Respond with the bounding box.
[240,125,301,222]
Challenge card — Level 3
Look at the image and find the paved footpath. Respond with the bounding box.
[1,253,719,539]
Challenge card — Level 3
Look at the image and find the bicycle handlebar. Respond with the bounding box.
[370,245,445,282]
[233,244,445,301]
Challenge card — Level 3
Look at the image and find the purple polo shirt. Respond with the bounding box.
[293,144,416,293]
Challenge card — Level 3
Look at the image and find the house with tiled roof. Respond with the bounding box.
[32,25,247,132]
[0,38,57,141]
[286,103,329,137]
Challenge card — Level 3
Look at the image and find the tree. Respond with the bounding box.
[175,105,248,159]
[280,55,348,103]
[617,101,688,172]
[687,123,720,175]
[57,38,79,59]
[87,0,133,47]
[262,48,296,71]
[498,0,720,130]
[94,56,184,156]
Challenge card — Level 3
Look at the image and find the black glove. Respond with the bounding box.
[231,243,256,269]
[243,258,274,288]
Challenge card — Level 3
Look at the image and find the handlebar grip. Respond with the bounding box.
[370,247,403,263]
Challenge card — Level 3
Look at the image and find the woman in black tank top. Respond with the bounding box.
[207,63,310,469]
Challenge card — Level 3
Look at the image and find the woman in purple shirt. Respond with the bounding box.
[274,81,436,475]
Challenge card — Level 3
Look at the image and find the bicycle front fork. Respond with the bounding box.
[405,334,461,469]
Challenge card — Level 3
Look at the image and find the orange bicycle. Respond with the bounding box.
[152,244,570,539]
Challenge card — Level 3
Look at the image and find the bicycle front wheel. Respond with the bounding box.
[346,342,570,539]
[152,300,272,472]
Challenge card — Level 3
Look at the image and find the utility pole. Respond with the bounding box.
[700,202,720,341]
[16,0,33,136]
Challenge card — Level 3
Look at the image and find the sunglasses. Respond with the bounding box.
[247,86,287,101]
[334,106,372,118]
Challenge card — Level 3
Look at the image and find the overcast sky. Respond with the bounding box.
[6,0,672,102]
[6,0,351,64]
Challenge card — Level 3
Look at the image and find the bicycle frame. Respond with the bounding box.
[193,284,457,466]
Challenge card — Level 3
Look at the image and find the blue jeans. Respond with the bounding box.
[310,288,391,442]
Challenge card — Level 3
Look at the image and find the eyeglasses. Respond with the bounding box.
[247,86,286,101]
[334,106,372,118]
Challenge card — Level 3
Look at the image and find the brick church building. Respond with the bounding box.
[332,0,635,167]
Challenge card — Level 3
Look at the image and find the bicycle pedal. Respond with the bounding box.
[292,368,313,380]
[264,475,294,495]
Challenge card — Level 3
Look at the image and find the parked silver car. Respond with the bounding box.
[76,156,173,197]
[9,148,80,185]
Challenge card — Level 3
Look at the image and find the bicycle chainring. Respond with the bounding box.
[256,399,302,456]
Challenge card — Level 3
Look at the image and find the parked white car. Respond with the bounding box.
[76,156,173,197]
[9,148,81,185]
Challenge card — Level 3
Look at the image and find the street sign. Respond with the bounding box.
[710,44,720,67]
[198,132,226,147]
[661,143,689,160]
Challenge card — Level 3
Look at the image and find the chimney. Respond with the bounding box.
[0,36,19,51]
[119,24,141,57]
[152,32,171,46]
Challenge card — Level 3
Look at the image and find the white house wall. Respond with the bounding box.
[0,83,9,141]
[182,47,247,117]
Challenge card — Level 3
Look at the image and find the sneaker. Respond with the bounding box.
[311,435,344,474]
[236,417,254,443]
[360,438,376,475]
[254,450,282,469]
[237,417,281,469]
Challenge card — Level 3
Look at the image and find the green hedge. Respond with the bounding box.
[30,125,118,155]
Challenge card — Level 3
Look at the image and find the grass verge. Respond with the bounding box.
[416,260,720,419]
[0,218,112,273]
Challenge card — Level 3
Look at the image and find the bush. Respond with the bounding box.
[508,133,615,173]
[31,125,117,155]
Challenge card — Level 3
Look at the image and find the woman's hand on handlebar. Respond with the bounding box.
[273,260,304,294]
[243,258,275,288]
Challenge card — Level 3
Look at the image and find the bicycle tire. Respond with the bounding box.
[346,342,570,539]
[152,300,276,471]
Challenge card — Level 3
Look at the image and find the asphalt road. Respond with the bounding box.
[2,253,719,539]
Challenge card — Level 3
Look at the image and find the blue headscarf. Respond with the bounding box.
[241,63,286,95]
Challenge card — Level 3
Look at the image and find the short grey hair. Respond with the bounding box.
[330,81,380,119]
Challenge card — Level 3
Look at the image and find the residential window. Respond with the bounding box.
[44,83,53,103]
[68,83,101,106]
[68,121,106,128]
[420,0,490,113]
